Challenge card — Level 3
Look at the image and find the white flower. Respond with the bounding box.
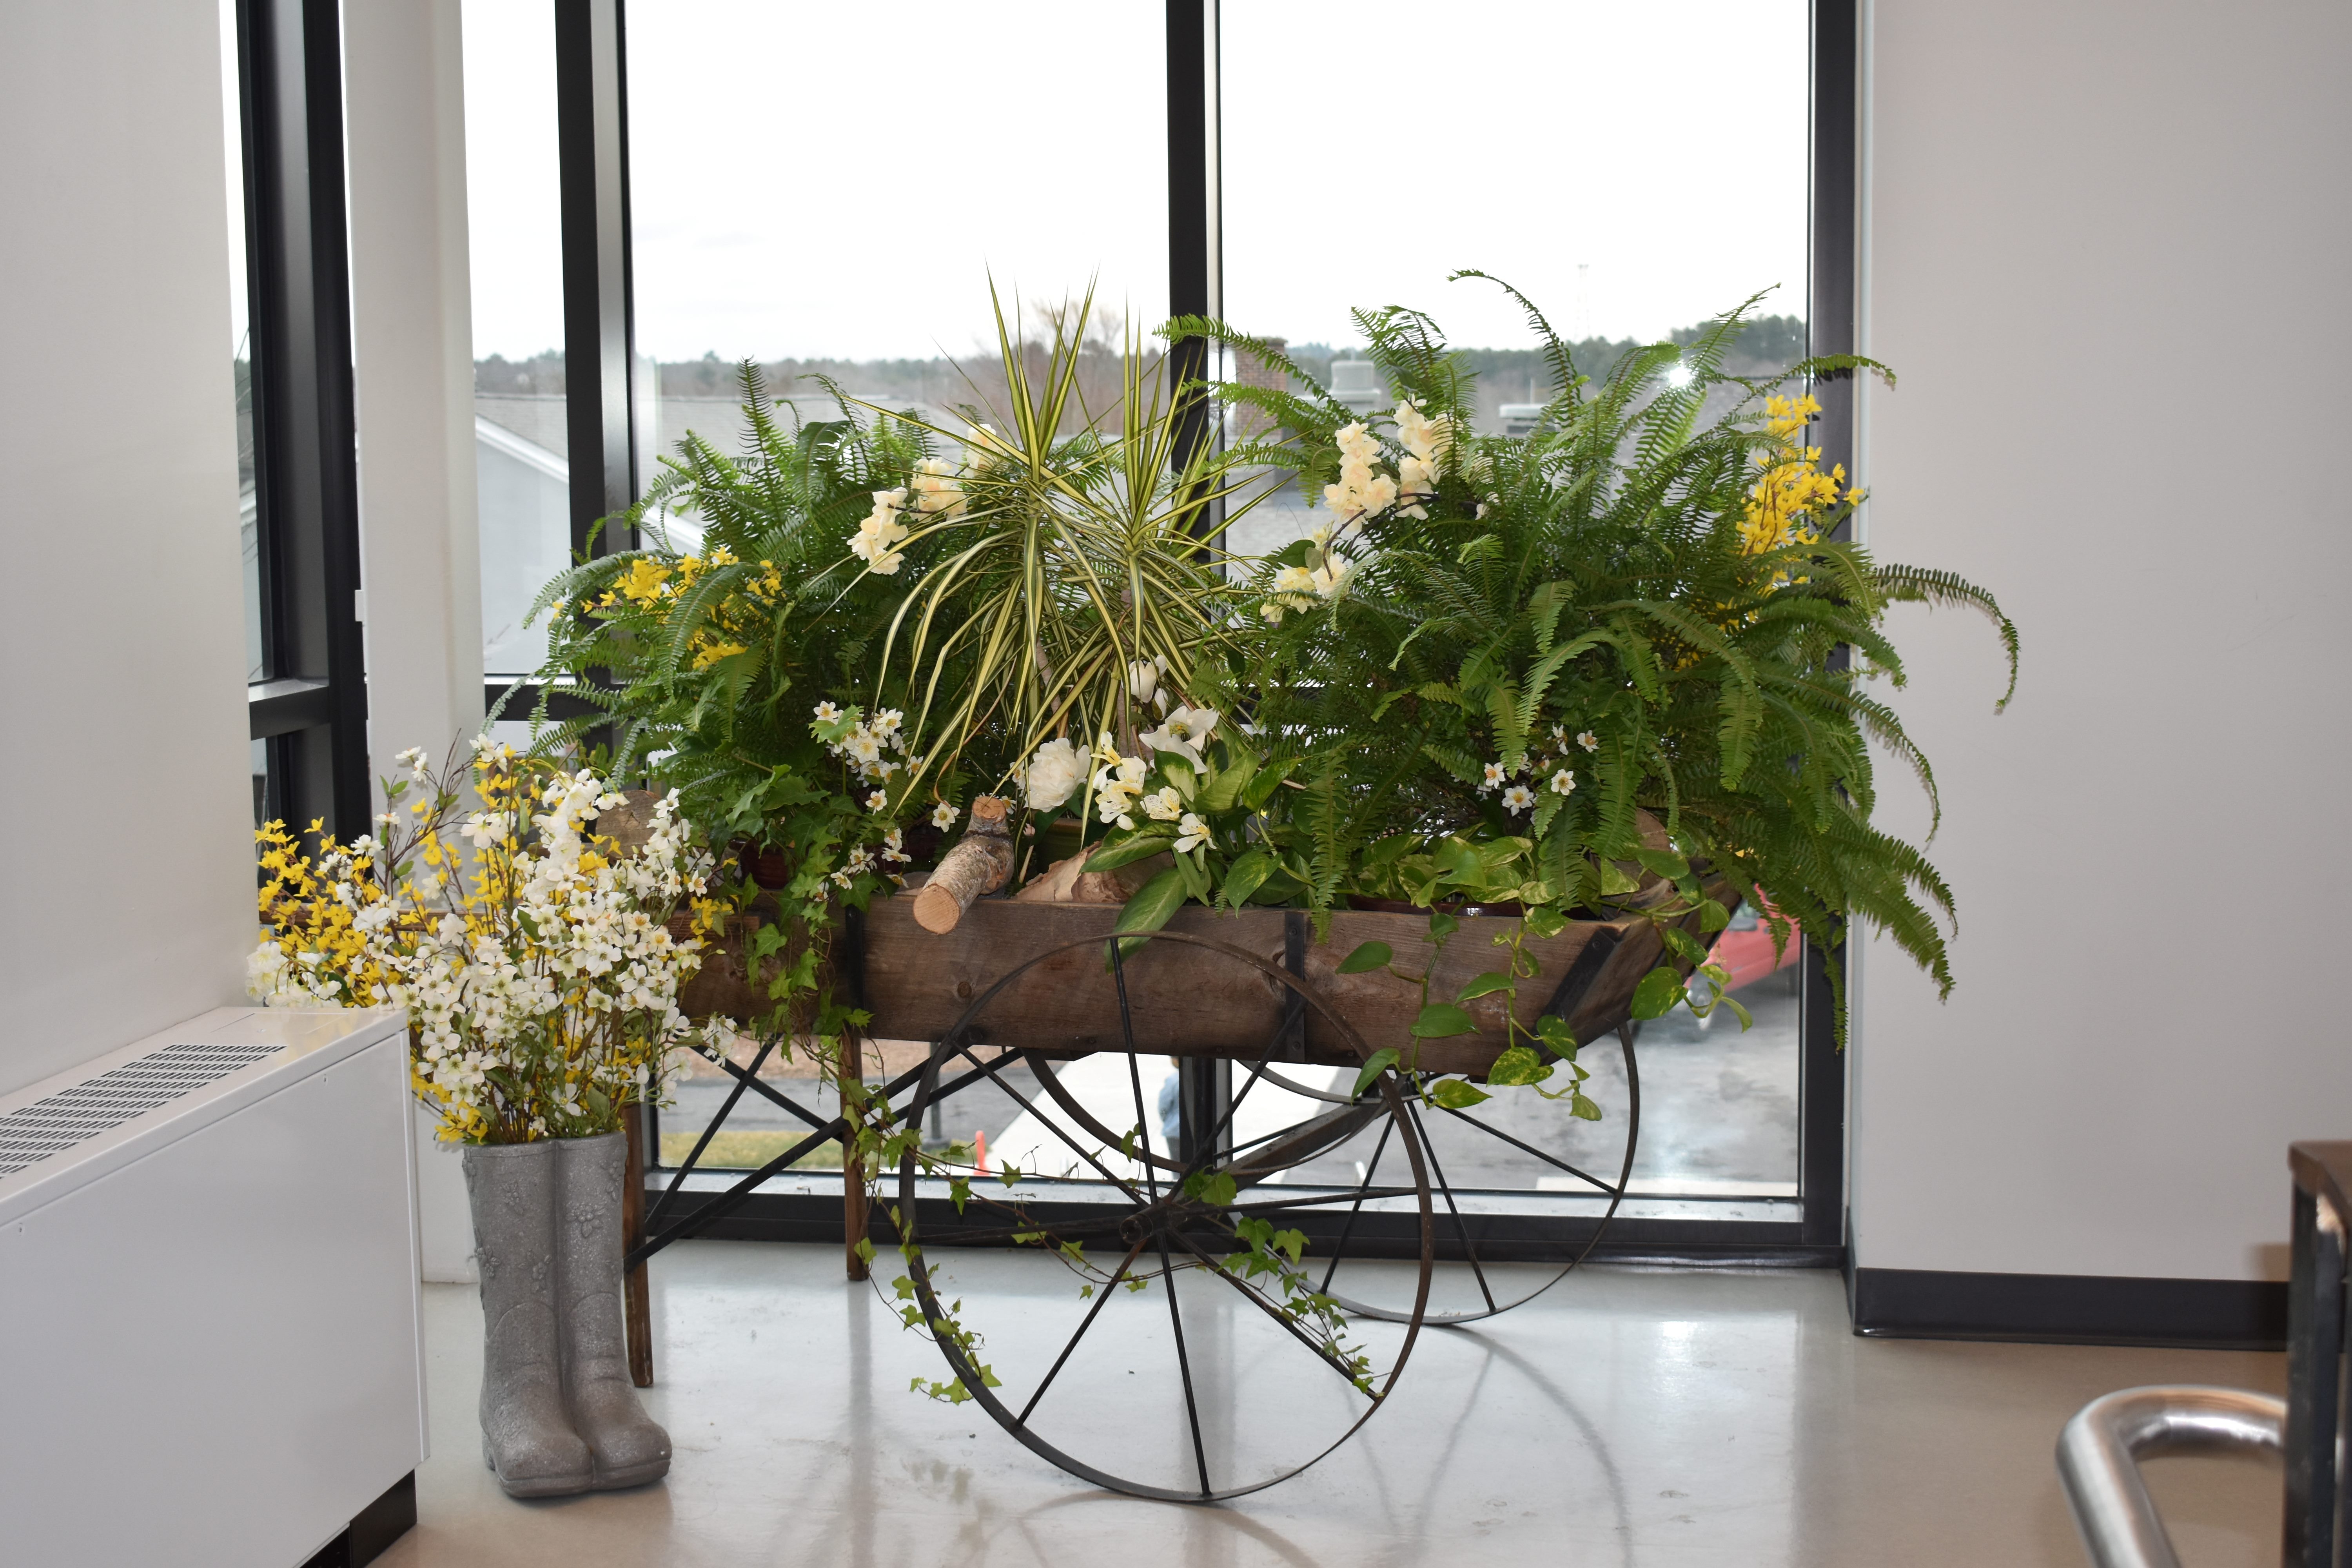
[1310,557,1357,599]
[1140,705,1219,764]
[1550,768,1577,796]
[1174,812,1213,853]
[932,800,959,829]
[871,708,904,739]
[1272,564,1317,596]
[910,457,965,516]
[849,488,911,574]
[1141,786,1184,822]
[1501,784,1535,813]
[1577,731,1599,753]
[1481,761,1507,791]
[842,728,883,764]
[864,789,889,811]
[1023,737,1087,811]
[1127,655,1169,714]
[461,811,509,849]
[813,700,842,722]
[1258,601,1286,624]
[1090,753,1150,825]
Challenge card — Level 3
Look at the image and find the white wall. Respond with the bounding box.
[0,2,256,1094]
[343,0,485,1279]
[346,0,484,781]
[1850,0,2352,1281]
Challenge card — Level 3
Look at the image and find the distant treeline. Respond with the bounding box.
[475,314,1809,430]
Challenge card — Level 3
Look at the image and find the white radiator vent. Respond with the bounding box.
[0,1041,283,1178]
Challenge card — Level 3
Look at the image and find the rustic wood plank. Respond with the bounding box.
[693,880,1739,1080]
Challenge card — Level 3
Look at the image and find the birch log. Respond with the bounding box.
[912,795,1014,933]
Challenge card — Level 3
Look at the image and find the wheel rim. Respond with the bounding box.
[891,929,1437,1501]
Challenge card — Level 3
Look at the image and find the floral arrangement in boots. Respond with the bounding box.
[248,737,722,1495]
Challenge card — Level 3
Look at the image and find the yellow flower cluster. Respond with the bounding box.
[601,546,780,672]
[1739,395,1859,555]
[249,742,717,1144]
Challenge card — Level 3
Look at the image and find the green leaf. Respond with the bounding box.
[1221,848,1275,908]
[1535,1014,1576,1052]
[1111,867,1189,957]
[1455,970,1516,1002]
[1428,1077,1492,1109]
[1630,966,1685,1020]
[1630,847,1689,881]
[1200,753,1259,814]
[1182,1169,1238,1207]
[1697,898,1731,934]
[1085,833,1174,873]
[1485,1044,1555,1087]
[1427,911,1460,940]
[1660,926,1707,963]
[1522,906,1568,940]
[1336,940,1392,975]
[1570,1092,1602,1121]
[1411,1002,1477,1038]
[1597,859,1639,896]
[1351,1047,1400,1099]
[1720,994,1754,1029]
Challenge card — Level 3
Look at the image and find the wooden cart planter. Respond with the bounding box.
[642,888,1727,1501]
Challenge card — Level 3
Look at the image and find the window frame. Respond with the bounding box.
[237,0,371,839]
[590,0,1856,1267]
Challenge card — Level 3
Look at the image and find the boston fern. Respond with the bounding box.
[1171,276,2016,1033]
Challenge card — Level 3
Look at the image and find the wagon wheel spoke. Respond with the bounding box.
[1319,1113,1396,1295]
[1425,1099,1621,1196]
[1405,1092,1497,1316]
[1017,1235,1151,1426]
[1168,1227,1374,1401]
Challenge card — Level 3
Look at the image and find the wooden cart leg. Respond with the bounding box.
[842,1030,869,1281]
[621,1101,654,1386]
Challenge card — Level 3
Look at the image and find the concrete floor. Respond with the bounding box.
[381,1241,2287,1568]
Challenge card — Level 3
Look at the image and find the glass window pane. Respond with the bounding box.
[1222,0,1811,562]
[1222,0,1811,1201]
[221,0,263,685]
[625,1,1166,447]
[464,0,571,677]
[627,1,1167,1168]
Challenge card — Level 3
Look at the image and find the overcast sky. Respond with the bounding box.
[461,0,1809,366]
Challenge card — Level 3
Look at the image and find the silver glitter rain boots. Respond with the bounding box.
[554,1132,672,1490]
[463,1140,595,1497]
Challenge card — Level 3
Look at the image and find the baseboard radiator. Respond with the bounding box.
[0,1006,425,1567]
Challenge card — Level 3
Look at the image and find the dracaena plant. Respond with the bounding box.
[1170,275,2018,1038]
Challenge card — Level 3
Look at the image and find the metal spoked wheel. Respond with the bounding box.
[1254,1022,1642,1328]
[893,931,1436,1503]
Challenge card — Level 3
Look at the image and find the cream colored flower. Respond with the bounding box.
[1142,786,1185,822]
[1501,784,1535,813]
[932,800,959,829]
[1023,738,1087,811]
[1174,812,1213,853]
[1550,768,1577,796]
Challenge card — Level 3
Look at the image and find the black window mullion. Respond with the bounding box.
[240,0,368,840]
[555,0,639,562]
